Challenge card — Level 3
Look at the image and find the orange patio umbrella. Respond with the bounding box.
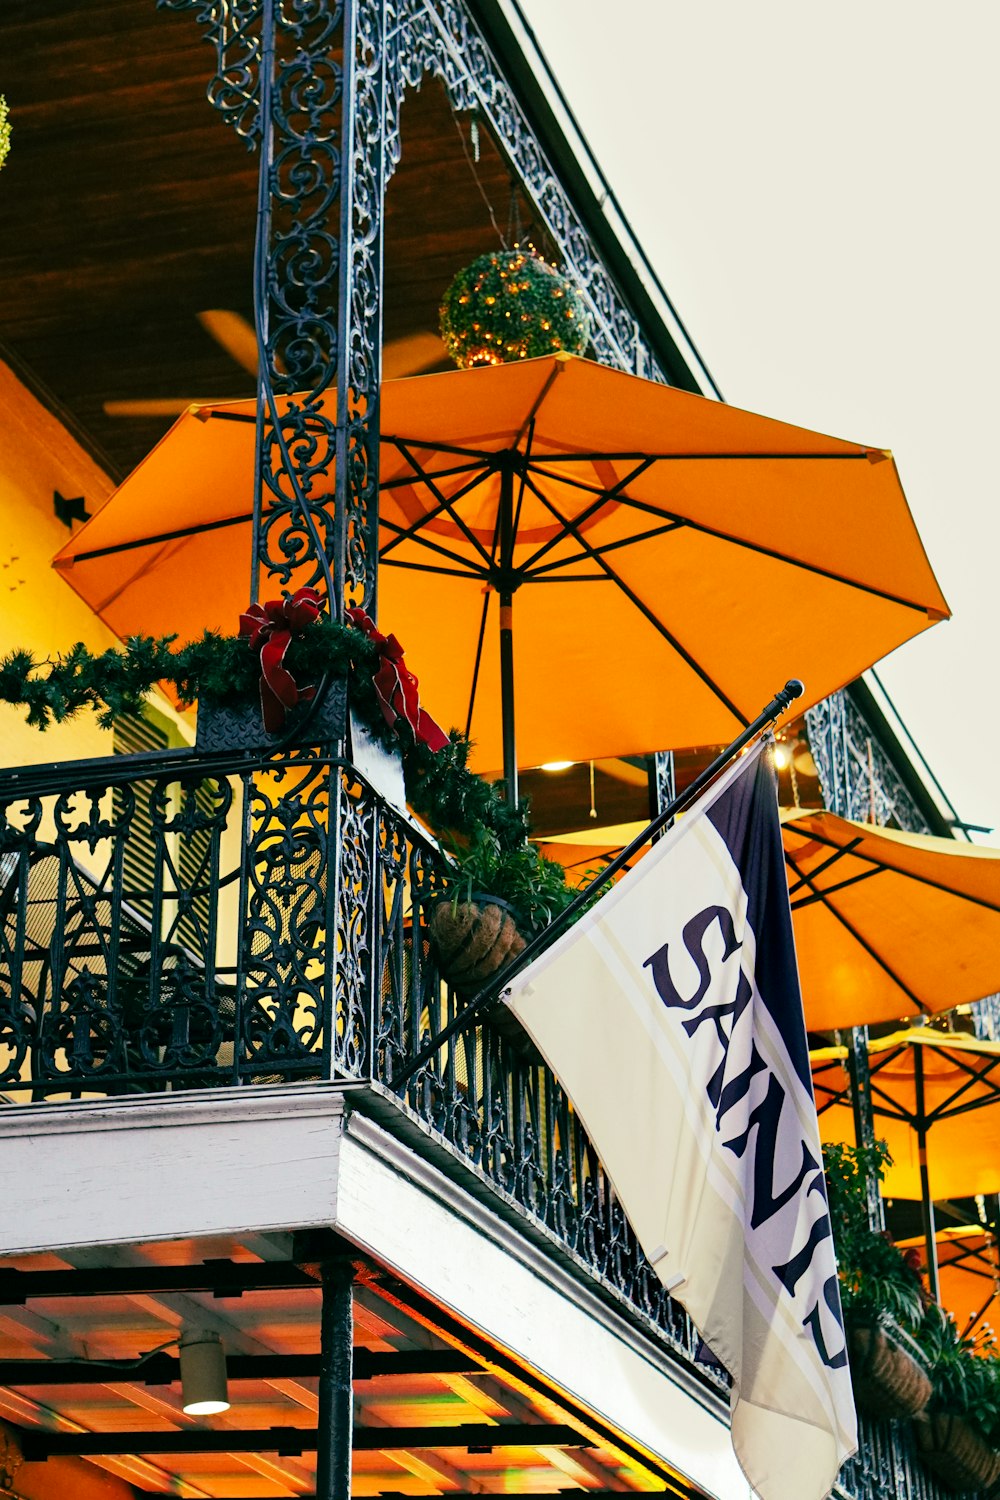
[783,811,1000,1031]
[811,1029,1000,1204]
[896,1226,1000,1341]
[811,1029,1000,1299]
[53,354,948,794]
[541,811,1000,1032]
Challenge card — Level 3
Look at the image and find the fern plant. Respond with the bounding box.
[445,825,585,937]
[823,1140,926,1333]
[919,1301,1000,1447]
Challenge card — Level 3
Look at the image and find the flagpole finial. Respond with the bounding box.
[782,679,804,705]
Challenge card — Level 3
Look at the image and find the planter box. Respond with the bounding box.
[848,1318,932,1421]
[196,678,347,754]
[915,1411,1000,1493]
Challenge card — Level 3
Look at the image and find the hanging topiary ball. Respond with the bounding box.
[0,98,11,175]
[439,248,590,369]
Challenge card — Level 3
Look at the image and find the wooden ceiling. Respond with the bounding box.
[0,1235,690,1499]
[0,0,537,480]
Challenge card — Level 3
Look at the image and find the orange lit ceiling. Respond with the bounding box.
[0,1233,702,1500]
[0,1,532,481]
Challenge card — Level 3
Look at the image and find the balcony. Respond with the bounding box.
[0,733,709,1324]
[0,731,978,1500]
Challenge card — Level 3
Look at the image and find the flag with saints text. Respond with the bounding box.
[503,740,856,1500]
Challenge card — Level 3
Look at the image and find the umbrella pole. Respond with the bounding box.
[847,1026,885,1231]
[498,461,518,806]
[914,1045,941,1302]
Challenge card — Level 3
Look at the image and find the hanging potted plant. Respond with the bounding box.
[914,1303,1000,1492]
[428,827,575,992]
[824,1140,932,1421]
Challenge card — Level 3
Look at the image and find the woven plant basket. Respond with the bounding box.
[915,1412,1000,1493]
[428,895,526,991]
[848,1319,932,1420]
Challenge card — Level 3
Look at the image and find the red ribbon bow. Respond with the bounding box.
[346,607,449,753]
[239,587,323,734]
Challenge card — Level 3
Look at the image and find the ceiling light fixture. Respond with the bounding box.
[540,760,573,772]
[179,1330,230,1416]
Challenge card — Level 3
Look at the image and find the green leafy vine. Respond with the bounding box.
[0,619,578,934]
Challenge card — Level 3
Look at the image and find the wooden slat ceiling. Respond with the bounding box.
[0,0,538,480]
[0,1236,695,1499]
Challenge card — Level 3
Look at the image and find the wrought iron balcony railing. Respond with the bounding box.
[0,739,971,1499]
[0,741,714,1376]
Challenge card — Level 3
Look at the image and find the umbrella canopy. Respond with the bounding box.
[540,811,1000,1031]
[53,354,948,778]
[812,1028,1000,1301]
[896,1226,1000,1340]
[811,1029,1000,1203]
[784,811,1000,1031]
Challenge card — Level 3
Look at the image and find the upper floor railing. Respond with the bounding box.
[0,733,972,1499]
[0,738,715,1382]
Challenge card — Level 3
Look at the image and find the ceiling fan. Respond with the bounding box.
[103,310,448,418]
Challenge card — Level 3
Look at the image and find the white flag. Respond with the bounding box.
[504,740,856,1500]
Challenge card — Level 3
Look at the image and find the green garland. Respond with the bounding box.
[0,619,365,732]
[439,248,590,369]
[0,620,575,935]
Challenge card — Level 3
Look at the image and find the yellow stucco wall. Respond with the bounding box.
[0,359,191,769]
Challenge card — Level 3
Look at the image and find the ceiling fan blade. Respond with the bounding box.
[197,308,259,375]
[383,331,447,379]
[104,329,447,417]
[102,398,203,418]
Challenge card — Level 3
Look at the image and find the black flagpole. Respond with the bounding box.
[393,676,804,1090]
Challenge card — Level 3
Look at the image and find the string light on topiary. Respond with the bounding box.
[0,98,11,175]
[439,247,590,369]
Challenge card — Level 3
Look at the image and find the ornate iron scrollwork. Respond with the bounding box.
[386,0,663,380]
[158,0,263,141]
[162,0,385,619]
[806,691,929,833]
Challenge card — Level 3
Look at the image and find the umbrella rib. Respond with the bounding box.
[378,515,492,577]
[525,462,936,615]
[380,459,489,491]
[786,837,865,895]
[811,1059,873,1117]
[512,418,536,540]
[963,1286,1000,1341]
[783,824,1000,917]
[532,449,878,463]
[863,1055,917,1124]
[519,573,611,583]
[923,1051,1000,1124]
[67,509,255,563]
[380,433,511,461]
[204,408,257,425]
[523,521,685,580]
[379,558,490,580]
[781,848,930,1013]
[516,458,656,574]
[513,360,569,447]
[382,440,497,568]
[465,587,492,740]
[789,866,885,910]
[521,472,751,728]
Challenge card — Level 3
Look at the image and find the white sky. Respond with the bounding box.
[518,0,1000,835]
